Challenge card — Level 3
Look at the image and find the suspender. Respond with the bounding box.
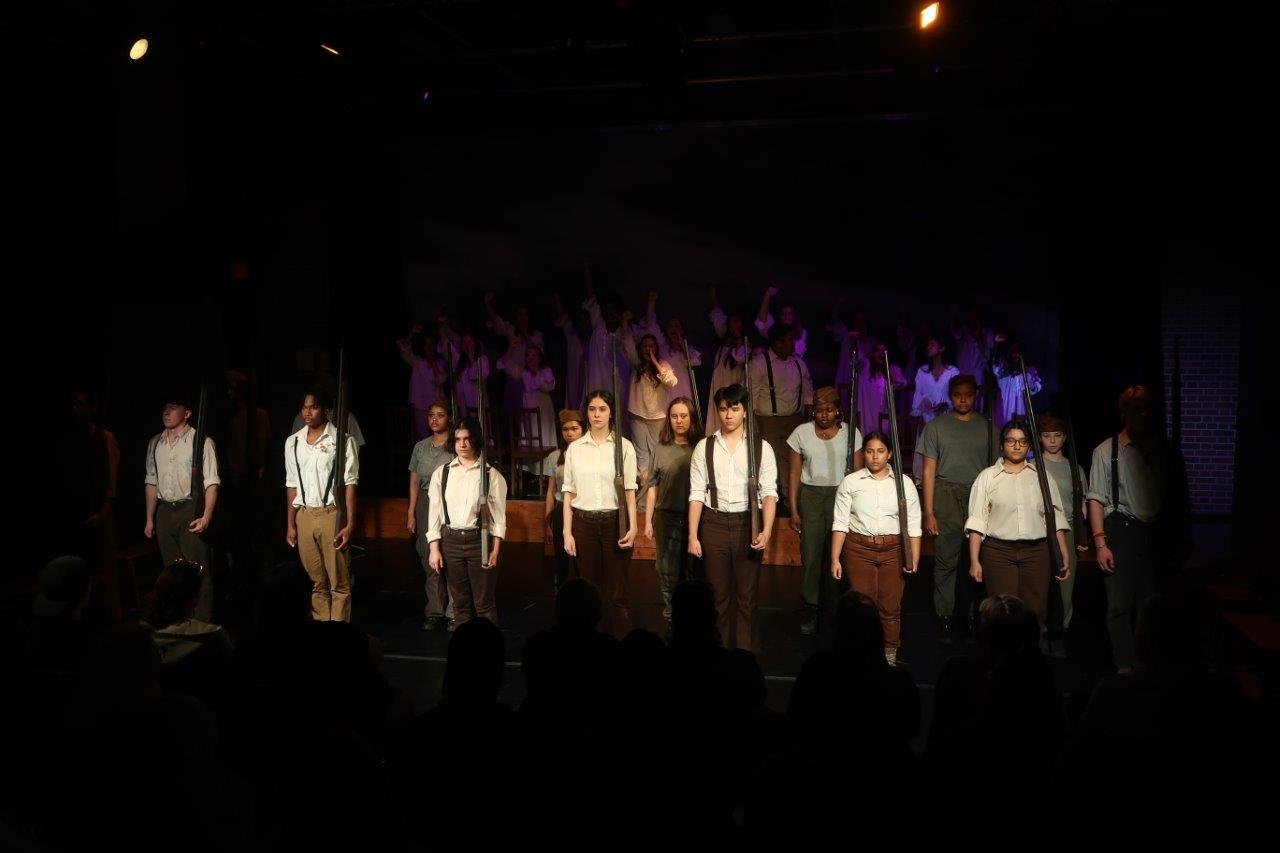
[293,433,337,507]
[763,352,779,414]
[1111,433,1120,514]
[150,432,197,500]
[704,433,762,511]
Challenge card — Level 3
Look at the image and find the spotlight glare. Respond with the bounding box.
[920,3,939,29]
[321,43,340,56]
[129,38,149,60]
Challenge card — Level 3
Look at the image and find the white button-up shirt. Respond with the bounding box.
[833,467,922,537]
[145,426,220,503]
[748,350,813,416]
[285,422,360,508]
[688,430,779,512]
[425,456,508,542]
[561,431,638,511]
[965,461,1069,540]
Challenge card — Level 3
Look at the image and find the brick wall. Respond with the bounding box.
[1162,288,1241,515]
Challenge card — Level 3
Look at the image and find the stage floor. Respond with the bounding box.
[349,532,1118,731]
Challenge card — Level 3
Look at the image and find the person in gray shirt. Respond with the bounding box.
[1036,413,1089,658]
[919,373,995,641]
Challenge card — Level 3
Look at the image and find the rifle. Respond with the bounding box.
[610,333,629,539]
[334,349,350,534]
[445,338,459,427]
[846,341,860,474]
[191,380,208,517]
[1172,336,1182,452]
[683,338,703,428]
[743,351,762,541]
[883,352,911,573]
[1063,401,1087,548]
[477,341,492,566]
[1018,354,1063,582]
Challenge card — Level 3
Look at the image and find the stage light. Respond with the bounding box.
[129,38,149,60]
[920,3,939,29]
[321,43,340,56]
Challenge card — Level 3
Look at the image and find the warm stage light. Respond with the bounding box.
[321,44,340,56]
[920,3,939,29]
[129,38,149,60]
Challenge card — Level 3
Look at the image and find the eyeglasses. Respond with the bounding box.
[1003,438,1030,447]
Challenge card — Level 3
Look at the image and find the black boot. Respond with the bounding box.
[939,615,953,644]
[800,606,819,637]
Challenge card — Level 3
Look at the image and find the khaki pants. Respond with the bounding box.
[297,506,351,622]
[841,534,906,649]
[155,500,213,621]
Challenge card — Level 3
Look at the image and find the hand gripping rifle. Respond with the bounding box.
[883,352,911,573]
[743,352,762,541]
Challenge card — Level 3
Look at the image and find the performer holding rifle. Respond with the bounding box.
[1036,410,1089,658]
[426,413,507,629]
[786,386,862,637]
[829,353,921,665]
[285,368,360,622]
[687,381,778,652]
[964,400,1069,633]
[144,384,220,620]
[561,341,639,639]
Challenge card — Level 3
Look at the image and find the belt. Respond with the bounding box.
[706,508,749,517]
[158,498,192,509]
[848,531,900,546]
[985,536,1047,546]
[574,508,618,521]
[442,526,481,539]
[1109,513,1154,528]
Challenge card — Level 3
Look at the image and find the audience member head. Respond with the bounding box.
[442,618,505,705]
[555,578,602,633]
[33,555,90,619]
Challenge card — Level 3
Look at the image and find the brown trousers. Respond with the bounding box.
[572,511,632,639]
[840,534,906,649]
[155,500,213,621]
[699,509,761,651]
[297,506,351,622]
[441,527,497,626]
[980,537,1050,628]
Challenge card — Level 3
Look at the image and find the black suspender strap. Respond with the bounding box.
[293,436,306,506]
[1111,433,1120,514]
[763,352,778,414]
[441,462,451,527]
[705,438,718,510]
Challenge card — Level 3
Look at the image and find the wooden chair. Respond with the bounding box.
[509,407,549,499]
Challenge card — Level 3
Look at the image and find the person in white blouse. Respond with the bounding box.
[706,285,752,436]
[688,384,779,651]
[553,290,592,412]
[991,341,1043,429]
[285,388,360,622]
[830,432,921,665]
[965,421,1070,631]
[623,319,679,489]
[755,284,808,359]
[561,389,639,638]
[439,329,492,415]
[144,390,220,621]
[484,290,546,418]
[910,337,960,478]
[397,323,449,441]
[426,417,507,628]
[509,345,557,486]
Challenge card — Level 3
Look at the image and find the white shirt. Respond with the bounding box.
[833,467,922,537]
[398,339,448,409]
[965,461,1069,540]
[285,422,360,508]
[425,456,508,542]
[145,426,220,503]
[911,364,960,422]
[486,315,544,380]
[952,325,996,380]
[582,297,631,400]
[748,350,813,416]
[561,431,638,511]
[992,363,1043,427]
[448,352,492,413]
[1086,435,1165,523]
[688,430,779,512]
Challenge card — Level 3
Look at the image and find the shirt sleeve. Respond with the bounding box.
[904,477,923,537]
[799,359,813,406]
[688,439,708,505]
[964,468,992,536]
[832,475,855,532]
[425,467,445,543]
[488,468,508,540]
[919,419,940,461]
[144,436,159,486]
[1086,441,1111,509]
[560,444,578,496]
[202,437,221,487]
[851,428,863,453]
[754,313,775,336]
[343,436,360,485]
[284,437,299,490]
[785,424,805,455]
[709,307,728,340]
[757,440,779,501]
[623,438,639,492]
[1046,470,1069,532]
